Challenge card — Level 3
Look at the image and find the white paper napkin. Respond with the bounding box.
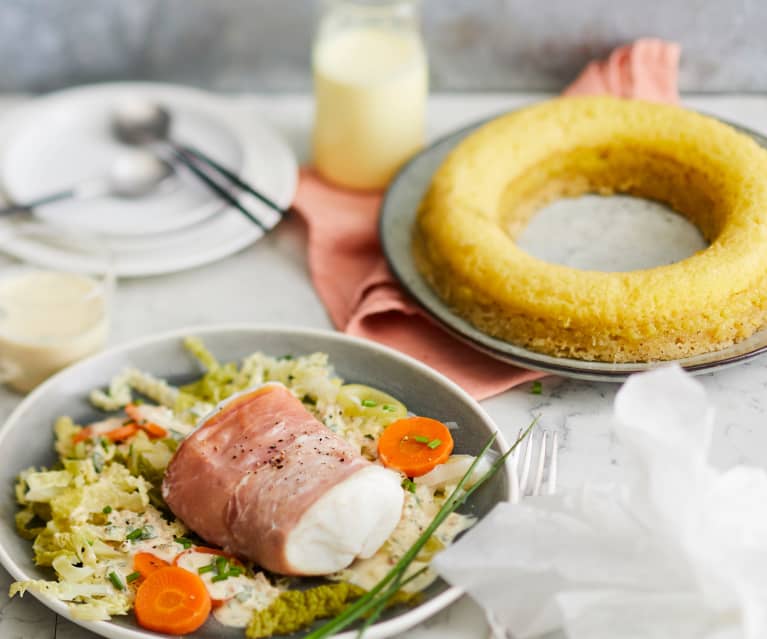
[434,366,767,639]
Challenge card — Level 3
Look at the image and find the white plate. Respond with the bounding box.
[0,324,511,639]
[0,83,297,276]
[0,85,243,236]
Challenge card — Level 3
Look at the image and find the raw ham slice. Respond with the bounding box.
[162,384,404,575]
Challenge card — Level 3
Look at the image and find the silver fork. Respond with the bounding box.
[486,429,559,639]
[509,428,559,504]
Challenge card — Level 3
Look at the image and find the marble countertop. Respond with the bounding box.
[2,92,767,638]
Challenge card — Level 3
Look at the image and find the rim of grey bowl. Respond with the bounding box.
[0,323,511,639]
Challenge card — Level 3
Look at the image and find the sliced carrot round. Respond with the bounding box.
[134,566,211,635]
[72,426,94,444]
[139,421,168,438]
[133,552,169,579]
[75,422,139,444]
[105,423,140,442]
[378,416,454,477]
[125,403,169,438]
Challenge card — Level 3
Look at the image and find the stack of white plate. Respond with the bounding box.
[0,83,298,277]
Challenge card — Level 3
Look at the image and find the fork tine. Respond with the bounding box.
[546,431,559,495]
[531,431,548,496]
[508,446,520,504]
[518,433,533,495]
[508,428,524,504]
[512,428,524,462]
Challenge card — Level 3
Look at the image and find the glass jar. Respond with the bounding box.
[0,223,113,393]
[312,0,428,191]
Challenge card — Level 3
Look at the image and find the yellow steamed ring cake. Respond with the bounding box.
[413,96,767,362]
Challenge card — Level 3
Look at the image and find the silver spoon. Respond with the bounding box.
[0,149,172,216]
[112,99,286,231]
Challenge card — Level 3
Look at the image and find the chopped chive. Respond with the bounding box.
[198,564,214,575]
[427,438,442,449]
[211,574,229,583]
[126,526,154,542]
[108,571,124,590]
[361,399,378,408]
[91,452,104,473]
[364,434,375,440]
[126,571,141,583]
[102,505,112,514]
[227,566,243,577]
[174,536,193,549]
[126,528,143,541]
[530,381,542,395]
[401,478,417,493]
[278,354,294,361]
[302,394,316,406]
[133,398,145,405]
[382,404,397,412]
[215,556,228,575]
[100,438,110,452]
[86,539,94,546]
[413,435,430,444]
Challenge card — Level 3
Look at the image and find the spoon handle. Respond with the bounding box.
[179,144,289,216]
[0,189,76,216]
[164,145,268,232]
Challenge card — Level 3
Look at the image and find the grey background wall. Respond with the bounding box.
[0,0,763,93]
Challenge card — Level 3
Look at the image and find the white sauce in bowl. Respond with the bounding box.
[0,270,108,392]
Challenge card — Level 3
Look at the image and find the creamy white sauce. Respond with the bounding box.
[212,573,280,628]
[0,270,107,392]
[110,508,186,563]
[312,27,427,190]
[176,551,279,606]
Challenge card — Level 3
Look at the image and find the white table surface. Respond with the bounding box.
[2,91,767,638]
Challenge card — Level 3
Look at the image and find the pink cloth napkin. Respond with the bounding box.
[564,38,680,102]
[292,38,680,400]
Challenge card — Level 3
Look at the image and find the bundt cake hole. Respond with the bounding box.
[498,146,720,272]
[516,194,707,272]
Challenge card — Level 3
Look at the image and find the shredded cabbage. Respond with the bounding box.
[176,339,346,428]
[52,554,95,582]
[10,430,160,618]
[10,579,131,620]
[414,454,495,490]
[53,417,81,459]
[89,367,180,412]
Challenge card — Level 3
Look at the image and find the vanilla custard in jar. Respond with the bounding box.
[312,0,428,191]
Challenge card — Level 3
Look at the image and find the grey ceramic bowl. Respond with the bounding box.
[0,324,509,639]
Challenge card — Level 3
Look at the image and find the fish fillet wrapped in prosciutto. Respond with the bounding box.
[162,383,404,576]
